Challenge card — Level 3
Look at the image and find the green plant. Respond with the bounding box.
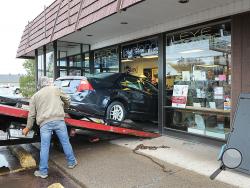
[19,59,36,98]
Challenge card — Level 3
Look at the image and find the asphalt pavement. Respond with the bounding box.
[0,145,81,188]
[50,137,235,188]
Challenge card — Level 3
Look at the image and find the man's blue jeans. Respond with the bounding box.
[39,120,76,175]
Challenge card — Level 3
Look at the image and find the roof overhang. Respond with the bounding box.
[17,0,250,58]
[17,0,143,58]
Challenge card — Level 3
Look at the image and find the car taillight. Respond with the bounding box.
[77,80,94,92]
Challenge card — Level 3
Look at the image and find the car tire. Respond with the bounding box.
[68,113,84,120]
[106,101,126,124]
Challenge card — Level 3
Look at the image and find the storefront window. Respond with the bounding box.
[57,41,89,76]
[84,53,90,68]
[69,69,81,76]
[46,51,54,78]
[57,51,67,67]
[69,55,81,67]
[37,48,44,79]
[121,38,158,87]
[165,22,231,140]
[94,47,119,73]
[59,69,67,77]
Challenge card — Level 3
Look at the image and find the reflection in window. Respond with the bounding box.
[165,22,231,140]
[94,47,119,73]
[69,69,81,76]
[59,69,67,77]
[56,41,90,77]
[46,51,54,78]
[69,55,81,67]
[84,53,89,68]
[120,76,143,91]
[38,53,44,78]
[58,51,67,67]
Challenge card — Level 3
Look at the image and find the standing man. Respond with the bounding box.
[22,77,77,179]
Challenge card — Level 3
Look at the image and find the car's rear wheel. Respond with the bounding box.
[106,101,126,124]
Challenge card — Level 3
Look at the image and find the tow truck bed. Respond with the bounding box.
[0,104,159,145]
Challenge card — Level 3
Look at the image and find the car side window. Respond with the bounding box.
[120,76,143,91]
[54,79,80,93]
[142,81,158,94]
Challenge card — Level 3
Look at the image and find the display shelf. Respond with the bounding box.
[164,105,230,117]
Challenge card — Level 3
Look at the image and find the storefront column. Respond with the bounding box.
[80,44,85,76]
[232,12,250,123]
[118,45,122,72]
[158,33,166,134]
[35,49,38,90]
[53,41,58,79]
[89,50,94,74]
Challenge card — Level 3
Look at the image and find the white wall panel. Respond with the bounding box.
[91,0,250,50]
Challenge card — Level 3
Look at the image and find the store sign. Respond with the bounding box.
[169,26,227,45]
[172,85,189,108]
[122,39,158,59]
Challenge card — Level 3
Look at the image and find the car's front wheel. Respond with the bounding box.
[106,101,126,124]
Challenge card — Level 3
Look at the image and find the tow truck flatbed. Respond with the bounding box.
[0,104,159,145]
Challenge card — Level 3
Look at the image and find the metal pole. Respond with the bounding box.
[53,41,58,79]
[43,45,46,76]
[118,45,122,72]
[35,49,38,90]
[80,44,84,76]
[89,45,94,74]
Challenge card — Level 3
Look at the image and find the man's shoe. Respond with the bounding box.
[68,161,78,169]
[34,170,48,179]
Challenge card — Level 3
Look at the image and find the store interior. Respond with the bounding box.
[164,22,231,140]
[121,38,159,87]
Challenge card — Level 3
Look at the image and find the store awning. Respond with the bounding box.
[16,0,143,58]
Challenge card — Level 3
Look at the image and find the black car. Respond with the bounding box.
[54,73,158,122]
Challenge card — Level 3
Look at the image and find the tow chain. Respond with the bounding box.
[133,144,171,173]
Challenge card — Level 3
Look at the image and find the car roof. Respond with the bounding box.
[88,72,122,78]
[55,76,86,80]
[55,73,141,81]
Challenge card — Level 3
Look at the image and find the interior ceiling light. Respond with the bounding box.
[86,34,93,37]
[143,55,158,59]
[121,59,133,62]
[196,64,219,68]
[120,22,128,25]
[178,0,189,3]
[180,49,204,54]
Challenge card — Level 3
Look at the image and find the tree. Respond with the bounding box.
[19,59,36,98]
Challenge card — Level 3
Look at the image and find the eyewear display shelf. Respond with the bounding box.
[164,106,230,139]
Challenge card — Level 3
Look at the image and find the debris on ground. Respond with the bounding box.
[8,145,36,168]
[47,183,64,188]
[133,144,170,173]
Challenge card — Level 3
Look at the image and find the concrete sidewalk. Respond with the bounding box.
[110,135,250,188]
[50,138,235,188]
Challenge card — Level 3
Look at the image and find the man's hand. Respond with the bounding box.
[22,127,30,136]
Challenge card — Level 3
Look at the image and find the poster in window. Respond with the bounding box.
[172,85,189,108]
[214,87,224,99]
